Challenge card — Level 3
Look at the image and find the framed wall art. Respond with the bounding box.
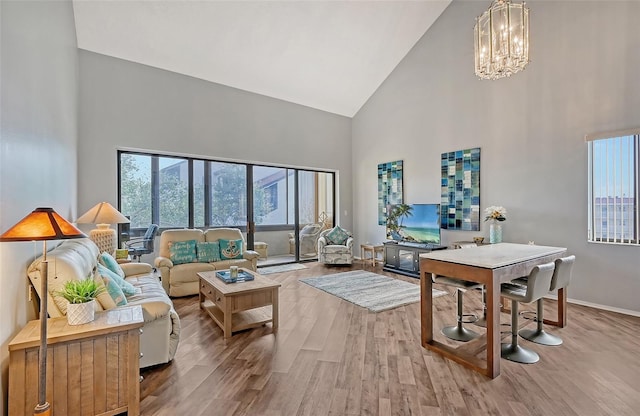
[378,160,403,225]
[441,148,480,231]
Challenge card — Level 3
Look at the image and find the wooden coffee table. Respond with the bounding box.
[198,269,281,338]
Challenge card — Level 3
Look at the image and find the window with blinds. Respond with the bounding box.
[587,130,639,245]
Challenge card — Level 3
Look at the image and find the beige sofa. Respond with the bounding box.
[27,238,180,368]
[155,228,259,297]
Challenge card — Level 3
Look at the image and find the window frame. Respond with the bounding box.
[117,150,336,236]
[586,128,640,245]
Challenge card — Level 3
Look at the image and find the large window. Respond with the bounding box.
[118,151,335,233]
[587,130,639,244]
[120,153,152,229]
[253,166,285,225]
[159,156,189,228]
[209,162,247,227]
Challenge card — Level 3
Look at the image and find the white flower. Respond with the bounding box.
[484,205,507,222]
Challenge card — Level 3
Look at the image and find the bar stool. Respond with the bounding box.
[500,262,556,364]
[433,274,482,342]
[517,255,576,346]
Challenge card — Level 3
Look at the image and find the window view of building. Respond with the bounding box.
[588,133,639,244]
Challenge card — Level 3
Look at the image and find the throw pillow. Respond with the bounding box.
[99,252,125,278]
[97,264,136,296]
[219,239,243,260]
[169,240,197,265]
[93,270,117,310]
[96,266,128,307]
[197,241,221,263]
[325,226,350,245]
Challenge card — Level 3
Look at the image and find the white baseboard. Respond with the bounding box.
[544,294,640,318]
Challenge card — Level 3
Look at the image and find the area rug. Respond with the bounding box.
[258,263,307,275]
[300,270,447,312]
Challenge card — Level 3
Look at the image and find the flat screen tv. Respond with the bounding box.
[386,203,441,245]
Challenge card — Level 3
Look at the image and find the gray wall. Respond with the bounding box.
[353,1,640,314]
[0,1,79,414]
[77,51,353,234]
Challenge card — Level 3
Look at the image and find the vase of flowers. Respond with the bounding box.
[484,206,507,244]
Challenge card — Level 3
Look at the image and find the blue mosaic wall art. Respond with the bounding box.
[440,148,480,231]
[377,160,403,225]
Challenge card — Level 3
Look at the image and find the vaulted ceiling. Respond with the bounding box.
[72,0,451,117]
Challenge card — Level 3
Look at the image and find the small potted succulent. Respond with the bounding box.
[57,279,104,325]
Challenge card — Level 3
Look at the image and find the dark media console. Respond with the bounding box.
[383,241,447,278]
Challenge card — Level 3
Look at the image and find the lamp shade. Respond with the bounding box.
[0,207,85,241]
[76,202,130,225]
[0,207,86,415]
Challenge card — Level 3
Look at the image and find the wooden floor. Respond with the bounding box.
[140,262,640,416]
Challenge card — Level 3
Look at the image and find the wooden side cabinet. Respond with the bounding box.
[9,306,144,416]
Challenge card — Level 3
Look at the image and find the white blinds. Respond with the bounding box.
[587,132,639,244]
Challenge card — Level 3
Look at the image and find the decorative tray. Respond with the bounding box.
[215,270,255,283]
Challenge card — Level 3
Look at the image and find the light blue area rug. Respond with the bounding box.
[300,270,447,312]
[259,263,307,275]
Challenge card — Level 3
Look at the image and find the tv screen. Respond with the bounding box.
[387,203,441,244]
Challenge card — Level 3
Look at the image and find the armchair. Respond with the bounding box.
[317,226,353,265]
[125,224,159,262]
[288,223,324,256]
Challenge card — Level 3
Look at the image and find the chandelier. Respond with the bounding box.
[474,0,530,80]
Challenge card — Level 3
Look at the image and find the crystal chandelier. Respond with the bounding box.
[474,0,530,80]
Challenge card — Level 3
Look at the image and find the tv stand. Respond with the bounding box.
[383,241,447,278]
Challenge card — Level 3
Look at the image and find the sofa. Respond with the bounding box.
[27,238,180,368]
[155,228,259,297]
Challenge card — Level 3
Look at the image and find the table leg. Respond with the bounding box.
[485,279,501,378]
[544,287,567,328]
[272,288,279,332]
[224,298,233,338]
[420,272,434,346]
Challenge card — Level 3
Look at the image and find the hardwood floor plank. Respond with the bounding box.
[318,301,354,363]
[250,349,319,415]
[296,360,340,416]
[138,262,640,416]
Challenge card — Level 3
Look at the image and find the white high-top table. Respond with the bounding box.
[419,243,567,378]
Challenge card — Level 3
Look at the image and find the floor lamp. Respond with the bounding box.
[0,208,86,416]
[76,202,129,255]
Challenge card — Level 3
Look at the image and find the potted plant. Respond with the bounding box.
[57,279,104,325]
